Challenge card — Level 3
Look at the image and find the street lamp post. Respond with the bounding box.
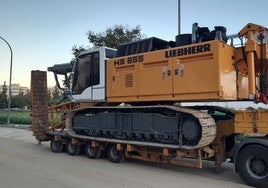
[0,36,13,124]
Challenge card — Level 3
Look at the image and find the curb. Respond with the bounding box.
[0,124,31,130]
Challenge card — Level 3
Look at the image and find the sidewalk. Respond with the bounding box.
[0,124,31,130]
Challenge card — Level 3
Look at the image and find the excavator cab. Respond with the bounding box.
[48,47,116,102]
[70,47,116,102]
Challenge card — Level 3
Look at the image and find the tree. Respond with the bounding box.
[0,82,8,109]
[52,86,61,100]
[87,24,144,49]
[48,86,63,107]
[66,25,145,95]
[10,89,31,110]
[11,95,24,109]
[47,90,51,101]
[23,89,31,108]
[71,45,86,58]
[71,25,144,57]
[1,81,7,94]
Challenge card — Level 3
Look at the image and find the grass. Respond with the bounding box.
[0,110,31,125]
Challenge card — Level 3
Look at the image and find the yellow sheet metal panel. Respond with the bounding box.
[234,109,268,134]
[139,59,172,96]
[218,43,237,99]
[237,72,249,99]
[106,40,237,103]
[107,61,139,98]
[173,41,236,100]
[173,47,217,95]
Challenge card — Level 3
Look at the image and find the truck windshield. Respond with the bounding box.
[72,51,100,94]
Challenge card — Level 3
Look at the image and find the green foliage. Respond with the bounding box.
[71,45,86,58]
[47,90,51,101]
[48,98,61,107]
[51,86,61,100]
[62,73,73,89]
[0,110,31,124]
[67,25,145,91]
[48,86,63,107]
[0,94,7,109]
[87,24,144,49]
[0,82,8,109]
[1,82,8,94]
[10,89,31,109]
[235,134,251,143]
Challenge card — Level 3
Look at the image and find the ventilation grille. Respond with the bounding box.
[125,74,133,87]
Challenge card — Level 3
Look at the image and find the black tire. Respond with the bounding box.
[50,139,64,153]
[237,145,268,188]
[85,142,102,159]
[66,140,81,156]
[107,144,125,163]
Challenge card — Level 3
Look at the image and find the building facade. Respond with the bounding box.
[0,83,29,97]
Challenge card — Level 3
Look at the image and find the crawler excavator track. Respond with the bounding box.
[65,105,216,150]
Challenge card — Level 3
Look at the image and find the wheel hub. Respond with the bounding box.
[247,156,268,179]
[88,147,96,154]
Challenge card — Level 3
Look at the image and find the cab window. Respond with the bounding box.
[72,51,100,94]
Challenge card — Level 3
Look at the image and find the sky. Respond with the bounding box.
[1,0,268,90]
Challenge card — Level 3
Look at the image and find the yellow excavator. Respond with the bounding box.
[31,22,268,188]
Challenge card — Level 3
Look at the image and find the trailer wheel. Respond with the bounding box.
[66,140,81,156]
[85,142,102,159]
[107,145,125,163]
[50,139,64,153]
[237,145,268,188]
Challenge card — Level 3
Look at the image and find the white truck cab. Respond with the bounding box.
[70,47,116,102]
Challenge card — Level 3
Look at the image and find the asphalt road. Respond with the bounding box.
[0,127,251,188]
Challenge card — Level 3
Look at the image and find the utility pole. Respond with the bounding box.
[178,0,181,35]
